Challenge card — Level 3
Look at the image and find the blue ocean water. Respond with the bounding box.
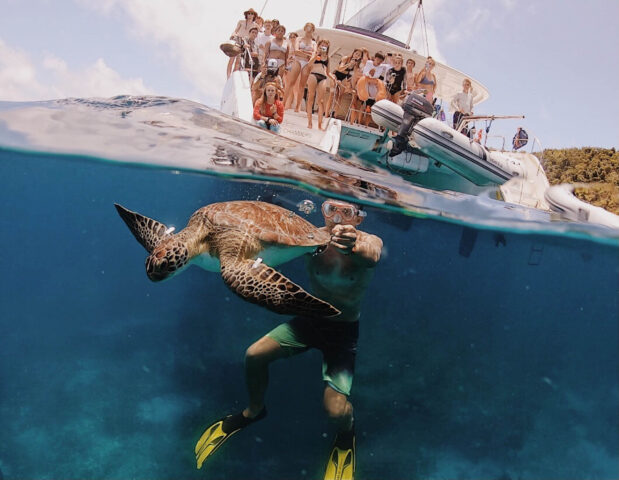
[0,99,618,480]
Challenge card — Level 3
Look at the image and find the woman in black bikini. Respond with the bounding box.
[328,48,363,117]
[305,39,334,130]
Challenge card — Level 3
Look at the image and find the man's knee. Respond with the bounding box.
[245,336,282,366]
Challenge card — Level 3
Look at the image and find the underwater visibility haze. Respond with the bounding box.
[0,97,617,479]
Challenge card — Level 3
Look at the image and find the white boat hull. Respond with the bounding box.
[545,184,619,229]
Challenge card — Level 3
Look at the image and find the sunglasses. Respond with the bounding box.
[322,203,366,220]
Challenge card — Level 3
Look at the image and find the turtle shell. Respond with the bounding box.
[196,201,331,246]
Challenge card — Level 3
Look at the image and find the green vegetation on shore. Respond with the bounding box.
[536,148,619,215]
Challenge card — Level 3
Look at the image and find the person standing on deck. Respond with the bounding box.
[450,78,474,132]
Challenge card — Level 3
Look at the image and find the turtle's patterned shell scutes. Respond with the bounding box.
[190,201,330,246]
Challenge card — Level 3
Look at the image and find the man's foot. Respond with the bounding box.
[307,120,313,129]
[195,407,267,469]
[323,425,355,480]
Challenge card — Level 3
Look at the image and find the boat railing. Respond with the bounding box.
[484,134,506,151]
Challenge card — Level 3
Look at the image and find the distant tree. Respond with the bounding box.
[536,148,619,214]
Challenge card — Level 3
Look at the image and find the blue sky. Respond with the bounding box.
[1,0,617,148]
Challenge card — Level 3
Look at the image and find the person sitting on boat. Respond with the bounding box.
[251,59,284,104]
[227,8,259,78]
[264,25,289,76]
[305,39,335,130]
[385,54,406,103]
[415,56,437,102]
[357,51,389,126]
[512,127,529,150]
[256,19,274,64]
[284,22,316,111]
[253,82,284,133]
[329,48,364,118]
[450,78,474,133]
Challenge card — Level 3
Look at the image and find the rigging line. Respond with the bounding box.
[421,0,430,56]
[258,0,269,17]
[407,1,421,49]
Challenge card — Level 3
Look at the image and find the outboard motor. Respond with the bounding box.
[389,92,433,156]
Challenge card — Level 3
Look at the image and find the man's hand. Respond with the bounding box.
[330,224,357,254]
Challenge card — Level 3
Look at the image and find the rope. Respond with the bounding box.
[420,1,430,56]
[258,0,269,17]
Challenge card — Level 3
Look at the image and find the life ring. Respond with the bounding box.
[356,76,387,102]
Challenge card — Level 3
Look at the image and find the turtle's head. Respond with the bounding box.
[145,239,189,282]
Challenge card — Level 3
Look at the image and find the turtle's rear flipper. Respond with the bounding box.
[220,257,340,317]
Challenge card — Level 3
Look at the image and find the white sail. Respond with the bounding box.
[343,0,416,33]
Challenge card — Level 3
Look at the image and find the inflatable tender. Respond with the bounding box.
[356,77,387,102]
[371,98,522,186]
[544,184,619,229]
[412,117,523,186]
[371,99,404,131]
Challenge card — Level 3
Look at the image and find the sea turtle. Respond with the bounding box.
[114,201,340,317]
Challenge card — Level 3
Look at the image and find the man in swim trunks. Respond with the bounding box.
[195,200,383,479]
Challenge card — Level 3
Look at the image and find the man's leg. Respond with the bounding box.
[244,336,286,418]
[323,385,354,432]
[323,385,355,480]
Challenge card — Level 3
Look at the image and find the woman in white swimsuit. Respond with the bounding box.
[284,23,316,111]
[264,25,289,74]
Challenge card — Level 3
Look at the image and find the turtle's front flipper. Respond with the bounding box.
[220,257,340,317]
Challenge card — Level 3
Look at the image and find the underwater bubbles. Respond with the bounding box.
[297,199,316,215]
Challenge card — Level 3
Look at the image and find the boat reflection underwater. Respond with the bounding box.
[0,97,617,480]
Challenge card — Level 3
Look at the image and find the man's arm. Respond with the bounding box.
[352,231,382,266]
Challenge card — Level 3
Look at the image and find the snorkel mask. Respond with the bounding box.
[321,201,366,224]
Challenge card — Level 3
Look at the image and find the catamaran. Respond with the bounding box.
[219,0,619,229]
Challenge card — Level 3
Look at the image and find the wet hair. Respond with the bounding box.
[374,51,385,61]
[249,27,258,33]
[406,58,416,66]
[274,25,286,34]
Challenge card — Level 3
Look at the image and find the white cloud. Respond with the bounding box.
[43,54,152,98]
[0,38,46,101]
[0,37,152,101]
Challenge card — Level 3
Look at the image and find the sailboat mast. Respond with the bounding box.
[333,0,344,27]
[319,0,329,27]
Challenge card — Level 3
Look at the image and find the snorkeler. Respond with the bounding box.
[195,200,383,480]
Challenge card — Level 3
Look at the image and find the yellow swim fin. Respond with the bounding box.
[324,428,355,480]
[195,408,266,469]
